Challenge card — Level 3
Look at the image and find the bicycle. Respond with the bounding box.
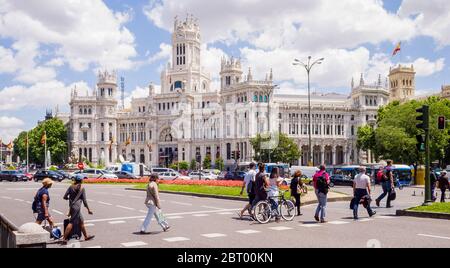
[252,190,295,224]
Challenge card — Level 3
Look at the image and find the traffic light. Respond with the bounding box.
[416,105,429,130]
[416,134,425,152]
[231,151,236,160]
[438,116,446,130]
[236,151,241,160]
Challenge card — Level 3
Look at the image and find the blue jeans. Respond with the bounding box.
[376,181,392,206]
[315,190,327,220]
[353,189,373,218]
[141,204,168,232]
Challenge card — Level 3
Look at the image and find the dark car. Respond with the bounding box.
[329,174,354,187]
[54,170,70,180]
[33,170,64,182]
[0,170,29,182]
[114,171,137,179]
[224,171,246,181]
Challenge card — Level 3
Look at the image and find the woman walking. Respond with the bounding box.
[140,173,170,234]
[62,175,94,245]
[34,178,55,228]
[290,170,304,216]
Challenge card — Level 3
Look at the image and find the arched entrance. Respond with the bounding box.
[159,128,178,167]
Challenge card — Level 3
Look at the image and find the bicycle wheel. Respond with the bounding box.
[253,201,271,224]
[280,199,295,221]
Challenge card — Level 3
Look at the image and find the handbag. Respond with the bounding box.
[67,186,84,217]
[389,189,397,201]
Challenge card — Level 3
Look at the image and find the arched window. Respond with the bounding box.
[264,95,268,102]
[202,82,207,90]
[174,81,182,89]
[259,95,263,102]
[254,95,258,102]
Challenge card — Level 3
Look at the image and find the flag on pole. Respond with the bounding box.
[41,131,47,145]
[125,136,131,146]
[109,138,114,150]
[6,141,13,150]
[392,42,401,57]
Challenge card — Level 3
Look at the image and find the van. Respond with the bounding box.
[290,166,319,178]
[150,167,176,174]
[121,163,151,177]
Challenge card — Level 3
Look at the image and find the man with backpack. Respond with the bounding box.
[238,163,257,219]
[313,165,330,223]
[375,160,395,208]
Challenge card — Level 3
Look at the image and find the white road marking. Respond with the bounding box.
[418,234,450,240]
[84,223,95,227]
[139,210,148,214]
[202,233,227,238]
[192,214,209,217]
[54,208,242,225]
[171,201,192,206]
[376,216,396,219]
[328,221,350,225]
[201,205,225,210]
[357,219,373,222]
[87,199,95,202]
[87,246,102,248]
[109,221,126,225]
[14,198,24,202]
[163,237,190,242]
[300,223,322,228]
[166,216,183,220]
[98,201,112,206]
[116,205,135,211]
[26,201,32,204]
[52,209,64,215]
[236,230,261,234]
[1,196,12,199]
[217,212,234,215]
[130,196,142,199]
[268,226,293,231]
[121,241,148,247]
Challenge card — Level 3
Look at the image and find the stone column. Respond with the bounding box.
[320,147,325,165]
[332,148,336,166]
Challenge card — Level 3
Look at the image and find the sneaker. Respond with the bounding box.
[314,215,320,222]
[375,199,380,207]
[320,219,327,223]
[163,226,171,232]
[353,217,359,220]
[386,205,393,208]
[369,211,377,217]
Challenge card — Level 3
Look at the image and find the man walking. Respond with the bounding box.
[438,171,449,203]
[353,167,376,220]
[313,165,330,223]
[238,163,257,218]
[376,160,395,208]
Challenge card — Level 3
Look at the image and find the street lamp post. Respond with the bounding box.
[258,84,279,163]
[293,56,324,166]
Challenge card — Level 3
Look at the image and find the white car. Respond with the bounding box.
[72,169,118,179]
[159,172,190,181]
[189,171,216,180]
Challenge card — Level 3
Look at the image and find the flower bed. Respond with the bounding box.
[82,178,243,187]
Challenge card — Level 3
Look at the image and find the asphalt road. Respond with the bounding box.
[0,181,449,248]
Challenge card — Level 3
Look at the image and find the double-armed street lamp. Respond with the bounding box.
[293,56,324,166]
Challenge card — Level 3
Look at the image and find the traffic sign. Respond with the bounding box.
[77,162,84,170]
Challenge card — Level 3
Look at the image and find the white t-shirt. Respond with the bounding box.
[354,173,371,189]
[244,169,257,192]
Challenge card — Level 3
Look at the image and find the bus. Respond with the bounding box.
[391,165,413,187]
[257,163,289,178]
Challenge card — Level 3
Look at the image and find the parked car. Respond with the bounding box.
[282,174,309,186]
[224,171,246,181]
[159,172,190,181]
[33,170,65,182]
[329,174,354,187]
[114,171,138,179]
[53,170,70,180]
[151,167,176,174]
[0,170,29,182]
[71,169,118,180]
[189,171,215,180]
[201,171,218,179]
[217,171,228,180]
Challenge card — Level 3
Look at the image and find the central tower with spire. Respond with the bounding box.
[160,14,210,94]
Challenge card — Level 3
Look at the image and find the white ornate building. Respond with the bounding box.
[62,15,396,170]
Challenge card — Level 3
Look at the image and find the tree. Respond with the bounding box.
[203,155,212,169]
[356,125,377,161]
[250,132,301,164]
[14,118,68,165]
[190,159,197,170]
[178,161,189,170]
[215,157,225,171]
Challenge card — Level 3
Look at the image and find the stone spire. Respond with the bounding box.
[378,74,382,87]
[247,67,253,81]
[269,68,273,81]
[351,77,355,89]
[359,73,364,86]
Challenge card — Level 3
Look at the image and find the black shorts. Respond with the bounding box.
[248,193,255,205]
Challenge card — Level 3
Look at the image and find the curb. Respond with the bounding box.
[125,188,352,205]
[396,209,450,220]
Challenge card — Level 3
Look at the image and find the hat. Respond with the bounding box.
[51,227,62,239]
[74,174,84,182]
[42,178,53,187]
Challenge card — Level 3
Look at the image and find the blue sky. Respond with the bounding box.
[1,0,450,141]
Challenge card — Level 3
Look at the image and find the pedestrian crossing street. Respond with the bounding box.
[69,213,398,248]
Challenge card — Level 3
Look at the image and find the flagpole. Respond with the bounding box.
[26,132,29,173]
[44,131,47,170]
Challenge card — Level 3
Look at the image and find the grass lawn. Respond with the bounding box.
[409,202,450,214]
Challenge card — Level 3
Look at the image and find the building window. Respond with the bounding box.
[226,143,231,160]
[101,132,104,142]
[83,132,88,141]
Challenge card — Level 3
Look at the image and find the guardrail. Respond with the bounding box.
[0,213,18,248]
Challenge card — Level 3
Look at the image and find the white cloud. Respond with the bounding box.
[0,46,18,73]
[411,58,445,77]
[144,0,416,51]
[399,0,450,47]
[148,43,172,64]
[0,0,137,74]
[0,116,25,142]
[0,80,88,111]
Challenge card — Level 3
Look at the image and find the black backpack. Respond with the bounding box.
[317,175,329,194]
[32,188,42,213]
